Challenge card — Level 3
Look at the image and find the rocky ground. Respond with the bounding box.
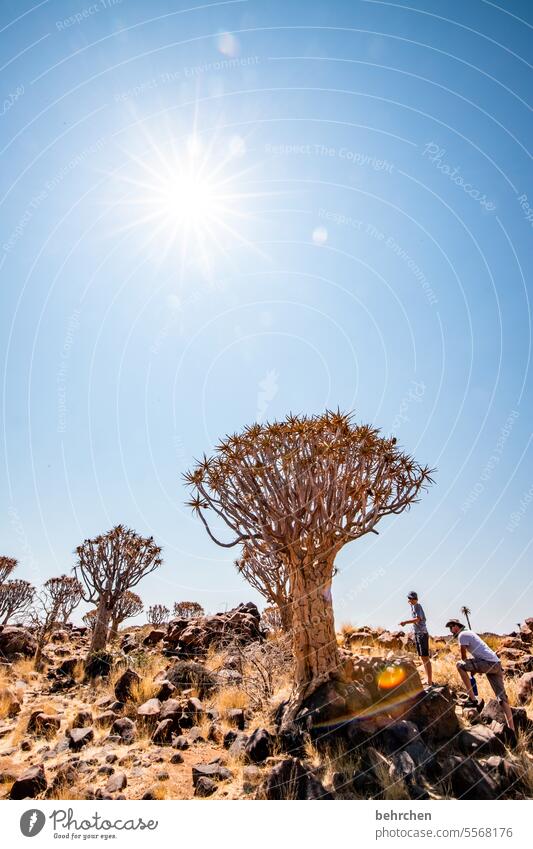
[1,605,532,801]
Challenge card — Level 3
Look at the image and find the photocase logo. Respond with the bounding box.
[20,809,46,837]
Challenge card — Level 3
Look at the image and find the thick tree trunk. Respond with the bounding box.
[89,596,112,654]
[284,552,339,722]
[278,599,292,631]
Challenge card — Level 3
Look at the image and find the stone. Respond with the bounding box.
[169,752,184,764]
[67,727,94,750]
[244,728,274,763]
[457,726,506,757]
[56,658,78,678]
[151,719,174,746]
[389,750,416,781]
[29,712,61,738]
[516,671,533,705]
[0,688,21,717]
[95,711,119,728]
[226,708,245,730]
[155,680,176,700]
[9,764,47,799]
[137,698,161,719]
[73,710,93,728]
[172,735,189,750]
[407,685,459,741]
[110,717,136,744]
[443,755,500,800]
[84,652,113,679]
[165,660,218,697]
[114,669,140,703]
[195,776,217,796]
[105,772,127,793]
[192,762,233,786]
[0,626,37,660]
[242,764,262,793]
[256,758,332,800]
[143,629,166,646]
[186,697,204,721]
[187,726,205,743]
[479,699,532,734]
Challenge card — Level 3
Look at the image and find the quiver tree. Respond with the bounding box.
[0,556,17,584]
[147,604,169,626]
[236,543,291,630]
[0,579,35,625]
[185,411,433,719]
[74,524,163,656]
[83,609,97,630]
[173,600,204,619]
[108,591,143,640]
[33,575,83,668]
[261,605,284,632]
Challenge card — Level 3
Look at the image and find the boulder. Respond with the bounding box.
[457,726,506,756]
[0,626,37,660]
[31,713,61,738]
[165,660,218,697]
[114,669,140,703]
[73,710,93,728]
[164,602,262,656]
[105,772,127,793]
[191,762,233,786]
[194,776,217,797]
[95,711,119,728]
[443,755,500,800]
[407,685,459,741]
[67,727,94,750]
[137,698,161,719]
[110,717,136,744]
[0,688,21,717]
[478,699,532,733]
[84,651,113,679]
[151,719,174,746]
[516,671,533,705]
[143,629,166,646]
[226,708,245,730]
[244,728,274,763]
[256,757,332,800]
[9,764,47,799]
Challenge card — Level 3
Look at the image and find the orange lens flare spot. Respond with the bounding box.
[377,665,407,690]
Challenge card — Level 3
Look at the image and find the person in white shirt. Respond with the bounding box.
[446,618,515,732]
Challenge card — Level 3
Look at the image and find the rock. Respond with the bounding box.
[389,750,417,781]
[105,772,127,793]
[28,711,60,738]
[482,755,526,796]
[226,708,245,730]
[0,688,21,717]
[114,669,140,703]
[195,776,217,797]
[169,752,184,764]
[191,762,233,786]
[165,660,218,697]
[67,727,94,750]
[207,723,223,744]
[9,764,47,799]
[256,757,332,800]
[73,710,92,728]
[188,726,205,743]
[457,726,506,756]
[165,602,262,657]
[242,764,262,793]
[377,631,406,652]
[0,626,37,660]
[172,735,189,750]
[110,717,136,744]
[155,680,176,700]
[478,699,532,733]
[277,722,308,758]
[516,671,533,705]
[159,699,182,728]
[143,629,166,646]
[84,652,113,679]
[151,719,174,746]
[443,755,500,800]
[95,711,119,728]
[50,629,69,643]
[407,685,459,741]
[137,698,161,719]
[186,697,204,722]
[244,728,274,763]
[227,732,249,758]
[56,658,78,678]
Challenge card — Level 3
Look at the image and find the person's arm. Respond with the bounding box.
[460,646,467,660]
[399,616,419,626]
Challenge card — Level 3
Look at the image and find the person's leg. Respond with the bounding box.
[422,656,433,685]
[456,661,476,699]
[486,667,516,733]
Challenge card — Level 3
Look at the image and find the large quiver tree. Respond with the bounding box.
[74,525,162,656]
[0,579,35,625]
[185,411,433,718]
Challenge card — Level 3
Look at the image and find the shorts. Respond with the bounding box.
[414,632,430,657]
[457,658,508,704]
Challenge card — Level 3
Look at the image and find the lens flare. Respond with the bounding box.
[377,664,408,691]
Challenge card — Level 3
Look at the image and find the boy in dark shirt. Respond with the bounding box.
[400,590,433,686]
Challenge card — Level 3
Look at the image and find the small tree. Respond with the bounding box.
[173,600,204,620]
[74,524,163,655]
[186,411,432,719]
[261,605,283,632]
[0,555,17,584]
[83,609,97,630]
[147,604,169,626]
[33,575,83,668]
[461,606,472,629]
[236,543,291,630]
[108,591,143,640]
[0,579,35,625]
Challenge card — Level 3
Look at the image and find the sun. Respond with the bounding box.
[115,131,261,277]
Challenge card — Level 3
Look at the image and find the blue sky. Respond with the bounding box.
[1,0,532,633]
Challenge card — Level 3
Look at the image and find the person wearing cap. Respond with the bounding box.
[445,618,515,732]
[400,591,433,686]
